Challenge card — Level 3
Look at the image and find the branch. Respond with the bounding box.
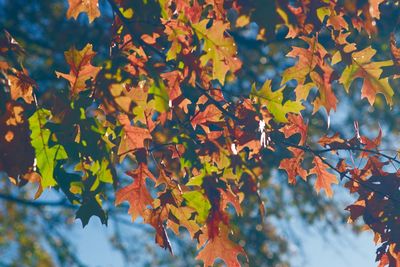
[0,192,75,208]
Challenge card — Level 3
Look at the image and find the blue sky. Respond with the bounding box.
[72,217,376,267]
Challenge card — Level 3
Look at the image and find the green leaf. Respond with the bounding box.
[251,80,304,122]
[192,19,241,85]
[29,109,67,188]
[182,191,211,223]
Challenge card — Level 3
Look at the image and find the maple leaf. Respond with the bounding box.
[279,147,307,184]
[339,47,394,106]
[117,114,152,159]
[309,157,338,197]
[192,19,241,85]
[115,163,156,221]
[66,0,100,23]
[251,80,304,123]
[56,44,101,95]
[196,224,246,267]
[28,109,67,188]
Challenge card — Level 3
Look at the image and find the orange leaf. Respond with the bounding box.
[56,44,101,95]
[115,163,156,221]
[117,114,152,158]
[196,224,246,267]
[8,70,36,104]
[279,147,307,184]
[309,157,338,197]
[67,0,100,23]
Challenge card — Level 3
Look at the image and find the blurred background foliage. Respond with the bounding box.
[1,0,400,266]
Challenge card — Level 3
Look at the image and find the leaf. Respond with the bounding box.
[309,157,338,197]
[251,80,304,123]
[191,104,222,132]
[369,0,385,19]
[281,36,326,86]
[76,195,108,227]
[192,19,241,84]
[66,0,100,23]
[28,109,67,188]
[309,65,338,114]
[56,44,101,95]
[339,47,394,106]
[196,224,246,267]
[8,70,36,104]
[182,191,211,223]
[117,114,152,159]
[115,163,156,221]
[390,33,400,67]
[279,114,308,145]
[279,147,307,184]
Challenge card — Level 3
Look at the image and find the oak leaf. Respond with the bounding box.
[196,224,246,267]
[339,47,394,106]
[279,147,307,184]
[115,163,156,221]
[251,80,304,123]
[56,44,101,95]
[309,157,338,197]
[117,114,152,159]
[192,19,241,85]
[8,70,36,104]
[67,0,100,23]
[28,109,67,188]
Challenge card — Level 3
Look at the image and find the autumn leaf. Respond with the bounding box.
[8,70,36,104]
[309,157,338,197]
[28,109,67,188]
[117,114,152,159]
[115,163,156,221]
[279,147,307,184]
[390,33,400,67]
[56,44,101,95]
[66,0,100,23]
[251,80,304,123]
[196,224,246,267]
[192,19,241,85]
[369,0,385,19]
[281,36,327,86]
[339,47,394,106]
[279,114,308,145]
[191,104,222,132]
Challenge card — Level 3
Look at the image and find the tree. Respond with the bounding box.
[1,0,400,266]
